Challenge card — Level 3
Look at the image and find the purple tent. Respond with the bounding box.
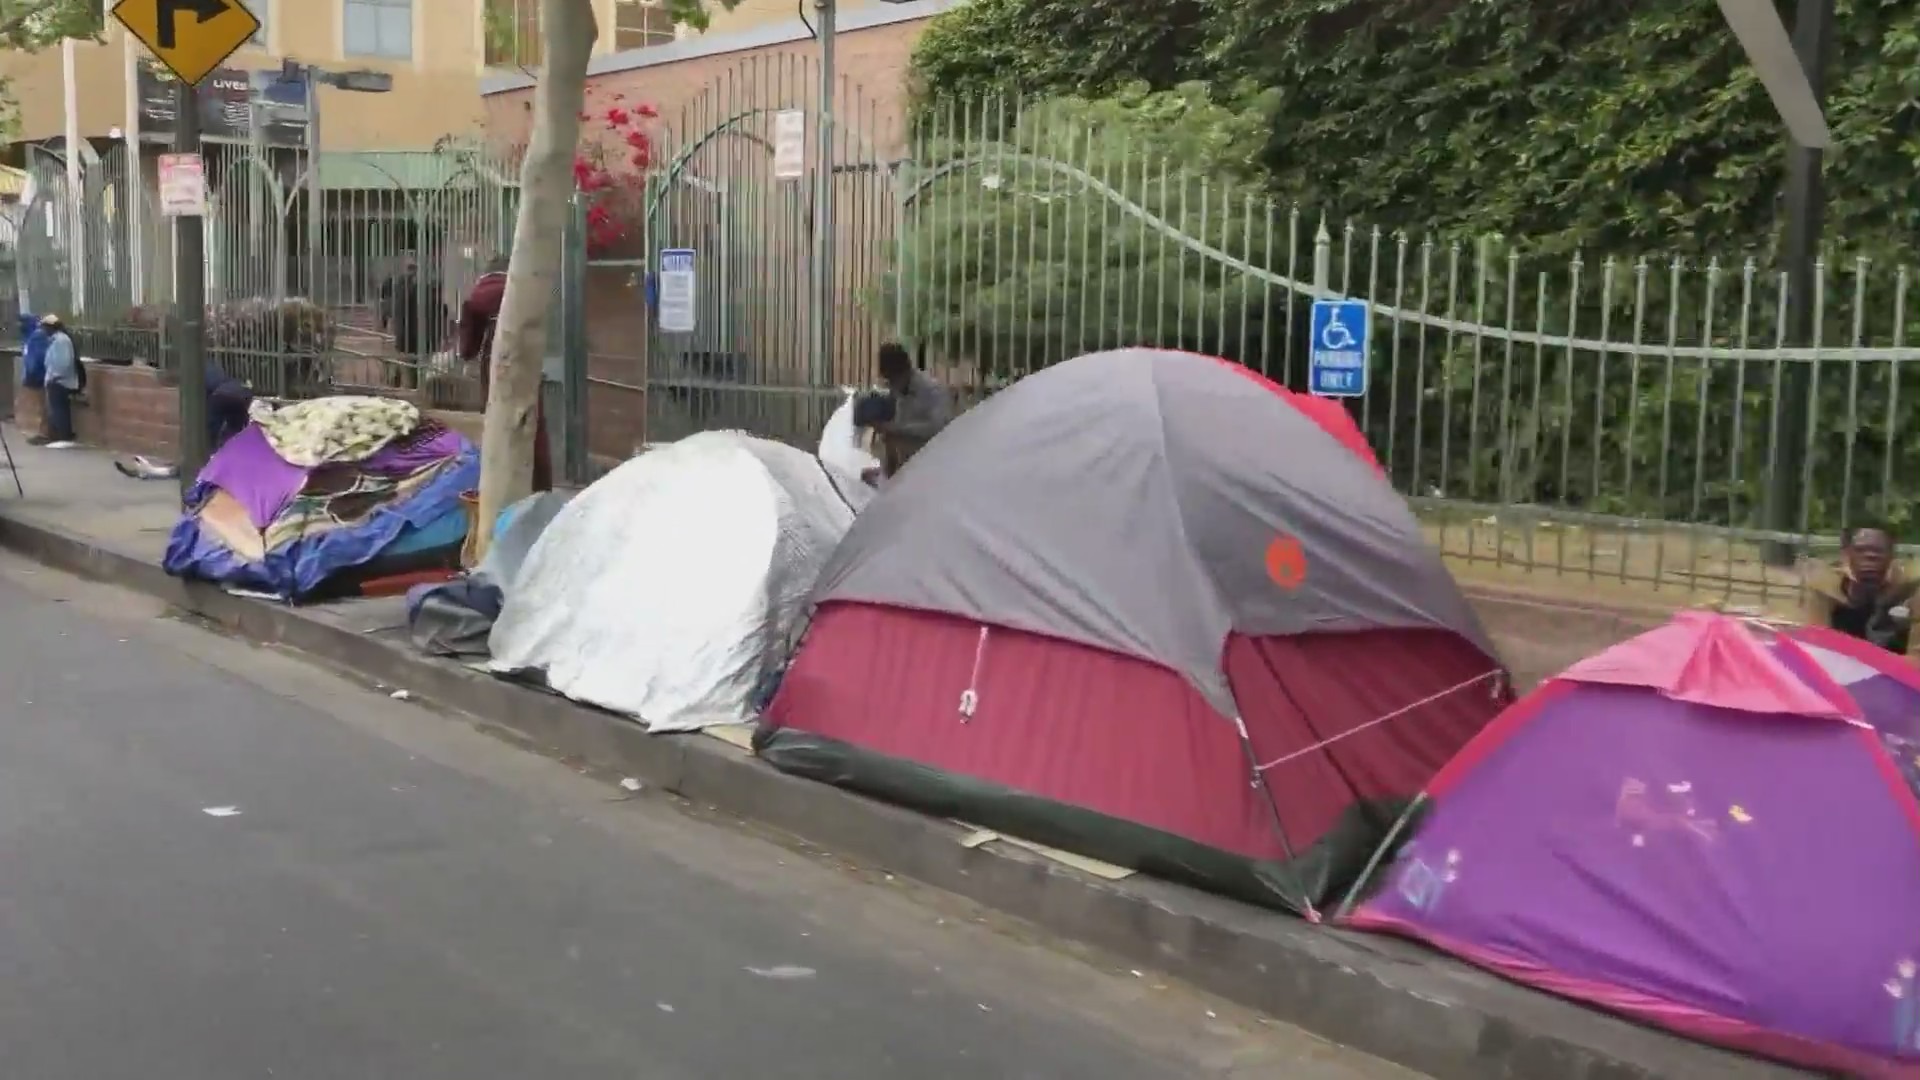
[1345,612,1920,1078]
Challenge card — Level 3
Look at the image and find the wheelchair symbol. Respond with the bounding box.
[1320,309,1357,351]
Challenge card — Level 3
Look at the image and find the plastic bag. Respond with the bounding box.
[818,387,881,477]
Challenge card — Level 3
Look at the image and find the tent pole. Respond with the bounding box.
[1332,793,1427,923]
[1232,715,1315,918]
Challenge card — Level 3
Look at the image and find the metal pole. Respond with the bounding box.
[174,78,209,492]
[122,33,145,304]
[305,70,322,302]
[250,74,285,301]
[61,39,87,316]
[811,0,836,394]
[1764,0,1835,563]
[560,195,588,484]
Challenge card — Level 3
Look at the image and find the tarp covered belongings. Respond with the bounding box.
[164,397,477,600]
[489,430,870,733]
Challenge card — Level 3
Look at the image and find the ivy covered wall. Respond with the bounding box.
[910,0,1920,258]
[892,0,1920,530]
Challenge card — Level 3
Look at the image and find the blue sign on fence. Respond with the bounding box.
[1308,298,1370,398]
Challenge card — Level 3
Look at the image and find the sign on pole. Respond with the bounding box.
[656,249,698,334]
[772,110,806,180]
[1307,298,1370,398]
[158,153,207,216]
[111,0,261,87]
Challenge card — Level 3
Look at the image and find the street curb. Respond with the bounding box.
[0,509,1804,1080]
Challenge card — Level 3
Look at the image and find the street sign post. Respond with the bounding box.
[1308,299,1370,398]
[112,0,244,488]
[111,0,260,87]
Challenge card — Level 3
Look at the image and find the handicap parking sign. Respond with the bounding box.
[1308,299,1370,398]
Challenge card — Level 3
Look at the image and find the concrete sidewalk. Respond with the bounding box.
[0,430,1802,1080]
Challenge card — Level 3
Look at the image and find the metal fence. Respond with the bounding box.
[11,136,519,405]
[597,82,1920,609]
[583,53,901,462]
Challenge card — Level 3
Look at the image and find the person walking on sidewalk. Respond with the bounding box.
[38,314,82,449]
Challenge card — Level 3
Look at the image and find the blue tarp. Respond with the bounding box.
[163,444,479,600]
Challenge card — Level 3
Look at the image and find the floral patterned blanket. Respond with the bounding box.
[248,395,420,468]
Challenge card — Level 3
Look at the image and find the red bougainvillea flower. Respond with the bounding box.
[623,129,650,150]
[604,107,631,127]
[635,103,658,118]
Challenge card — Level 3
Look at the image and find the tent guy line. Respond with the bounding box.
[1253,669,1506,774]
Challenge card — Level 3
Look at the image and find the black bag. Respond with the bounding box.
[851,390,896,428]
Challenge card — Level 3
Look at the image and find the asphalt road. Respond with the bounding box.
[0,553,1424,1080]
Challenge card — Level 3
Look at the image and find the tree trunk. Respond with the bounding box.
[473,0,597,560]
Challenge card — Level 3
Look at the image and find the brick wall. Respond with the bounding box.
[16,363,182,459]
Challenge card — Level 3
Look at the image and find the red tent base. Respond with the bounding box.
[761,601,1507,913]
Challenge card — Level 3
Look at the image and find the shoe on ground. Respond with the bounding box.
[26,435,50,446]
[45,440,78,450]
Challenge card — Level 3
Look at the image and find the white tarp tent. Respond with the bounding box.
[488,430,871,733]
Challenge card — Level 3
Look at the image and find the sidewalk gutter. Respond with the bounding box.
[0,507,1807,1080]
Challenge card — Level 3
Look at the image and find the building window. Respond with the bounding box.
[344,0,413,60]
[240,0,266,45]
[483,0,540,68]
[614,0,676,52]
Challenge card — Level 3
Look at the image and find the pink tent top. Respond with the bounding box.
[1197,354,1386,473]
[1558,611,1860,721]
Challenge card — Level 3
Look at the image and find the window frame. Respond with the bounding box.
[612,0,676,52]
[343,0,414,61]
[483,0,541,68]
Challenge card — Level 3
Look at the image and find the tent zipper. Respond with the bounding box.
[958,625,990,720]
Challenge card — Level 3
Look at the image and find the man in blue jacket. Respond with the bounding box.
[19,313,51,444]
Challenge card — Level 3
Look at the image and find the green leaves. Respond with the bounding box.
[0,0,105,138]
[901,0,1920,529]
[911,0,1920,260]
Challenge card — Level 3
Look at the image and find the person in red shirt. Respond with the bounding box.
[458,256,553,492]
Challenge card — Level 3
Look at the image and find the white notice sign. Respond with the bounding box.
[772,109,806,180]
[158,153,206,217]
[656,248,697,334]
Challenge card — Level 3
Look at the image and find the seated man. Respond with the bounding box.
[1802,522,1916,659]
[858,342,952,485]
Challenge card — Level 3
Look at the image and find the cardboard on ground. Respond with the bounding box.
[111,0,260,87]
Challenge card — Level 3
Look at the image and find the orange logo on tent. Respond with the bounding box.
[1265,534,1308,590]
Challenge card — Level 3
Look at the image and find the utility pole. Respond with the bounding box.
[810,0,836,397]
[1764,0,1835,562]
[174,77,209,493]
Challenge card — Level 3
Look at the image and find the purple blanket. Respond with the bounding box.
[198,424,470,530]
